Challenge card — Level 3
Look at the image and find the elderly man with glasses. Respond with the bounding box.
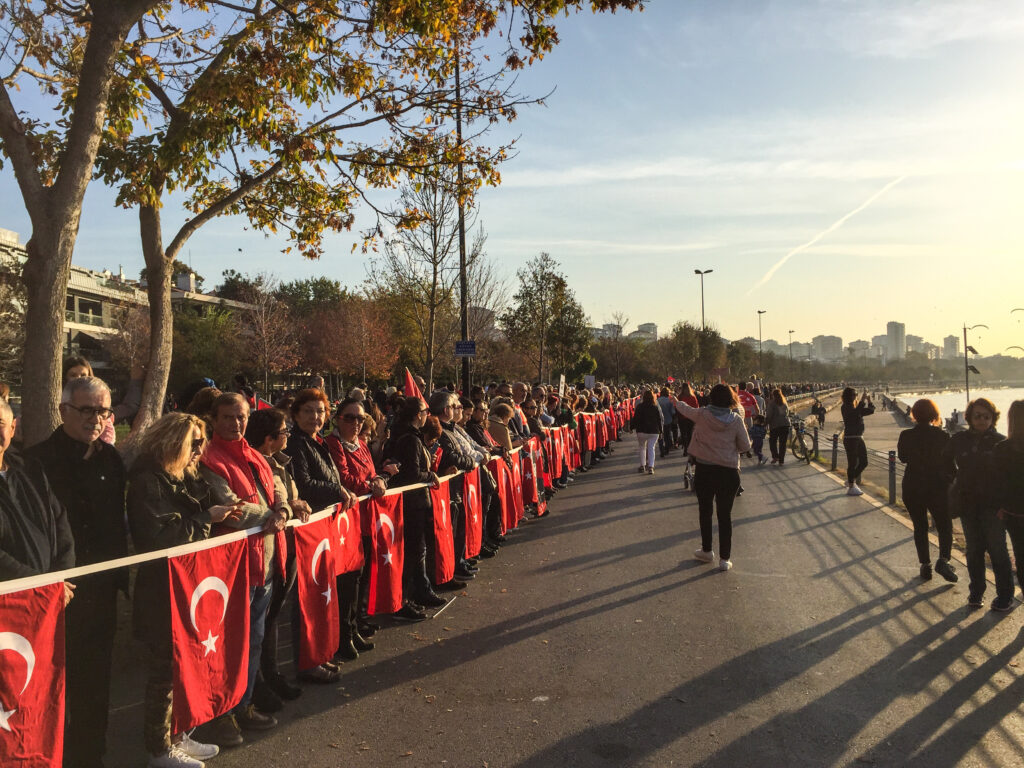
[29,376,128,768]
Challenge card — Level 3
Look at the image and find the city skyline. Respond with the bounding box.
[2,3,1023,356]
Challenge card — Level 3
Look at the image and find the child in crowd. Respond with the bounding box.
[749,415,768,465]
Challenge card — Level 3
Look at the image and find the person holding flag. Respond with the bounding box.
[127,412,244,767]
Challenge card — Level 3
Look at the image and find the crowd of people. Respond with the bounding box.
[0,361,636,768]
[4,362,1022,768]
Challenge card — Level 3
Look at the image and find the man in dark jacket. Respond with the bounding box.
[0,398,76,581]
[27,376,127,768]
[429,391,478,582]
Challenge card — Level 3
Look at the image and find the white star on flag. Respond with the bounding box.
[322,586,332,604]
[201,630,219,656]
[339,535,346,546]
[383,551,393,566]
[0,705,15,732]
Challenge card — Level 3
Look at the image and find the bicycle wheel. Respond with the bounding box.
[790,431,808,462]
[797,432,813,464]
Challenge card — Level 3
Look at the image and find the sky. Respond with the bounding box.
[3,0,1024,355]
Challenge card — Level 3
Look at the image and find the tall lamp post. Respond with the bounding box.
[963,323,988,406]
[694,269,713,331]
[757,309,766,373]
[788,329,795,380]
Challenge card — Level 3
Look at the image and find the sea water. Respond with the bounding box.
[895,387,1024,423]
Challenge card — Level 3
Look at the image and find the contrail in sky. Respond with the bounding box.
[747,175,907,295]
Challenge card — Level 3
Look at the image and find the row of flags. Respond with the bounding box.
[0,401,636,766]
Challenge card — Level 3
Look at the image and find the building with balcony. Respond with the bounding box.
[943,335,960,360]
[887,321,906,361]
[812,334,844,362]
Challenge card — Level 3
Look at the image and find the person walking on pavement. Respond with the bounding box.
[944,398,1010,611]
[897,399,957,583]
[632,389,663,475]
[672,384,751,572]
[995,400,1024,597]
[840,387,874,496]
[765,388,790,465]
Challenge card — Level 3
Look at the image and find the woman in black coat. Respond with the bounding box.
[631,389,664,475]
[994,400,1024,596]
[943,397,1009,611]
[840,387,874,496]
[284,388,367,658]
[897,399,956,582]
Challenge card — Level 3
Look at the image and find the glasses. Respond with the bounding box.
[65,404,113,420]
[341,414,366,423]
[300,407,327,417]
[419,408,429,414]
[453,404,464,411]
[191,438,206,454]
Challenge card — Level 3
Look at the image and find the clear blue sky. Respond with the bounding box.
[3,1,1024,354]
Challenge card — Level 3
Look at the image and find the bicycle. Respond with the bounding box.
[787,415,813,464]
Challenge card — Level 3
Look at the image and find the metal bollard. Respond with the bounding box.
[888,450,897,504]
[813,427,819,460]
[831,433,839,471]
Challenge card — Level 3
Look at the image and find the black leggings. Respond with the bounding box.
[902,484,952,563]
[693,463,741,560]
[844,436,868,484]
[769,426,789,462]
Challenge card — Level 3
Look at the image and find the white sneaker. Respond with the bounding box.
[694,549,715,563]
[719,558,733,571]
[178,731,219,761]
[847,483,864,496]
[148,746,204,768]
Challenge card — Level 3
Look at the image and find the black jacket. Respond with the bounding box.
[283,426,346,512]
[943,427,1004,511]
[0,451,75,580]
[632,402,663,435]
[897,424,953,490]
[438,422,477,502]
[841,400,875,437]
[993,439,1024,517]
[127,457,213,642]
[383,422,436,512]
[27,428,128,583]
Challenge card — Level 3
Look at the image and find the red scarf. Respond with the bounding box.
[202,433,275,505]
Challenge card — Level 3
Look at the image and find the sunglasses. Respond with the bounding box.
[66,404,113,420]
[191,438,206,454]
[341,414,366,423]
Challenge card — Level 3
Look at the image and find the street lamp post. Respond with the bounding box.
[788,329,795,380]
[963,323,988,406]
[694,269,713,331]
[757,309,766,373]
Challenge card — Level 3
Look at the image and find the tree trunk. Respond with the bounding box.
[20,229,74,445]
[132,203,173,438]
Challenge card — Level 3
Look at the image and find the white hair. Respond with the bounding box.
[60,376,111,404]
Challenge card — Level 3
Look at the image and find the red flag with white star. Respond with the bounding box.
[168,536,250,732]
[487,458,510,535]
[332,504,364,574]
[0,581,64,767]
[462,468,483,558]
[293,516,341,670]
[366,495,405,615]
[509,451,526,524]
[522,438,540,504]
[429,478,455,584]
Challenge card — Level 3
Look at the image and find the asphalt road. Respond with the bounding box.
[109,441,1024,768]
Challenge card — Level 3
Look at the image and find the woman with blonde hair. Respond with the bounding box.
[127,412,243,766]
[897,399,956,582]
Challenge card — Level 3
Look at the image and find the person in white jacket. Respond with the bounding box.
[673,384,751,571]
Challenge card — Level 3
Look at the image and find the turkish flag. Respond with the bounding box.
[168,536,250,733]
[595,415,608,448]
[404,368,422,400]
[487,458,510,535]
[522,438,540,503]
[582,415,597,452]
[430,478,455,584]
[462,468,483,558]
[332,504,364,574]
[509,451,526,523]
[0,581,64,767]
[366,495,405,616]
[607,411,618,441]
[293,516,340,670]
[552,428,566,475]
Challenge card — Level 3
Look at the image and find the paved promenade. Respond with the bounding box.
[108,443,1024,767]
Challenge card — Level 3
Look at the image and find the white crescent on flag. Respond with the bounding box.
[189,576,230,656]
[311,538,331,586]
[378,512,395,565]
[0,632,34,696]
[336,509,351,546]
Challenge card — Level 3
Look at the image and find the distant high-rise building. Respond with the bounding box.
[848,340,870,358]
[906,334,924,354]
[943,335,960,359]
[636,322,658,341]
[812,334,844,362]
[887,321,906,361]
[871,334,888,360]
